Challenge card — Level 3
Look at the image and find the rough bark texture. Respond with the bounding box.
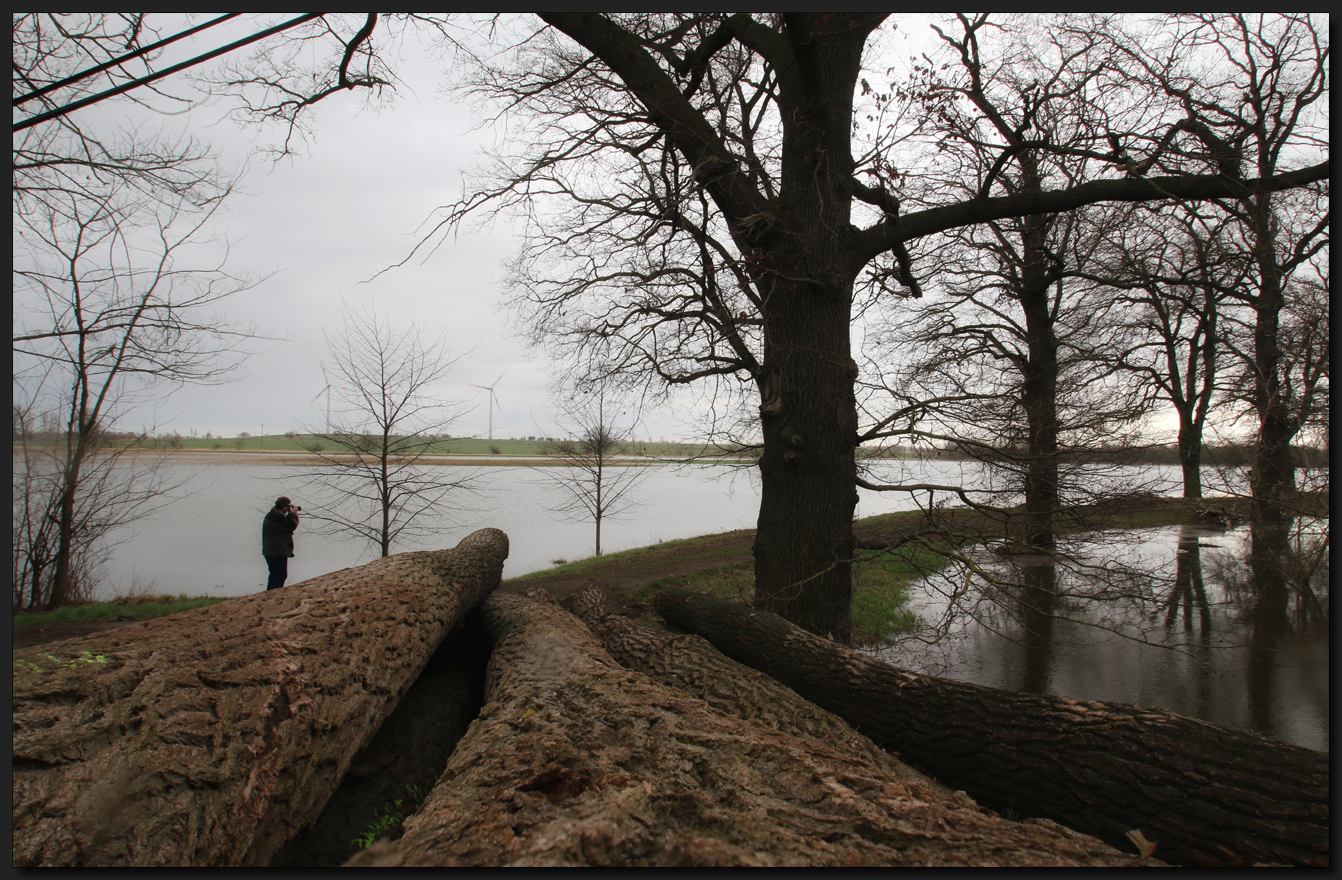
[11,528,509,867]
[655,587,1328,868]
[347,590,1146,867]
[271,621,489,867]
[561,587,935,783]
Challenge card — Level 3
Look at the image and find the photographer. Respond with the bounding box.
[262,496,301,591]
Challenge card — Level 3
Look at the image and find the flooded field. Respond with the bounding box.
[876,519,1329,751]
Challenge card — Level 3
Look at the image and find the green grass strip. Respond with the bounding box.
[14,595,226,628]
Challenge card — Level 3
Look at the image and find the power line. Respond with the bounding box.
[13,13,325,133]
[13,14,242,108]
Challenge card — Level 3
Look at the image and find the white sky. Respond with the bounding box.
[17,14,1200,443]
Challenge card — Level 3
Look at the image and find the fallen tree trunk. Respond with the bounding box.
[12,528,509,868]
[561,588,944,788]
[655,587,1328,868]
[347,590,1147,867]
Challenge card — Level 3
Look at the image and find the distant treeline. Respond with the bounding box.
[861,442,1329,469]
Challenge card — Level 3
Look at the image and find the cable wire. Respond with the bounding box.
[13,13,325,133]
[13,14,242,108]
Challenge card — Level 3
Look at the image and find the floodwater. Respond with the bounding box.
[98,458,1010,599]
[875,519,1329,751]
[72,455,1327,749]
[91,457,1189,599]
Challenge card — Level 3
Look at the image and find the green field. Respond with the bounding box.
[19,434,747,459]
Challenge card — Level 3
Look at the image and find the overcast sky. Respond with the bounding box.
[20,15,1193,444]
[55,16,575,441]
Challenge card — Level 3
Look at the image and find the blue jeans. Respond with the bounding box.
[265,555,289,591]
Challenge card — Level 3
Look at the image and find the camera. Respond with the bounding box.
[292,505,302,512]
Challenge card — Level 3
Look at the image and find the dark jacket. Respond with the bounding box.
[262,507,299,558]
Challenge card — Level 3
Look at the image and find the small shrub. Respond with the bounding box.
[489,444,502,455]
[551,558,568,566]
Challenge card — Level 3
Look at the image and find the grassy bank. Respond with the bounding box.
[15,494,1286,638]
[640,550,936,646]
[16,434,739,459]
[13,594,226,628]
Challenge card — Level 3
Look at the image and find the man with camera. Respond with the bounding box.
[262,496,301,591]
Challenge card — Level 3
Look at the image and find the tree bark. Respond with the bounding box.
[561,587,930,779]
[348,589,1144,867]
[655,587,1328,868]
[1247,193,1297,526]
[12,528,509,867]
[1017,210,1060,551]
[745,18,872,643]
[1176,415,1204,499]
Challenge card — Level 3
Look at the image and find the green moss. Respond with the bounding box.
[352,782,429,850]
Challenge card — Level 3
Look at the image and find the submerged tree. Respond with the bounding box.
[207,13,1327,641]
[539,384,650,557]
[864,17,1163,548]
[299,302,480,558]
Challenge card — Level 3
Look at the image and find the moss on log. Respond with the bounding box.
[12,528,509,867]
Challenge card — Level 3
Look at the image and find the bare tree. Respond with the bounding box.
[1221,266,1330,496]
[203,13,1327,641]
[861,16,1158,549]
[538,384,650,556]
[1096,13,1329,525]
[298,302,480,558]
[12,14,237,215]
[12,389,178,610]
[12,181,256,609]
[1081,203,1250,499]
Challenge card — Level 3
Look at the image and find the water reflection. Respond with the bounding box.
[879,518,1328,751]
[1016,561,1057,695]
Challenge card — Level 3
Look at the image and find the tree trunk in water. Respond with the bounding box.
[1248,193,1296,526]
[1177,415,1204,499]
[12,528,509,867]
[1017,212,1060,551]
[349,589,1142,867]
[655,587,1328,868]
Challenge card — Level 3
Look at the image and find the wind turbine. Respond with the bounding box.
[311,363,345,432]
[471,372,505,440]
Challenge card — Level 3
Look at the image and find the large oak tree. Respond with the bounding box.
[220,13,1326,641]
